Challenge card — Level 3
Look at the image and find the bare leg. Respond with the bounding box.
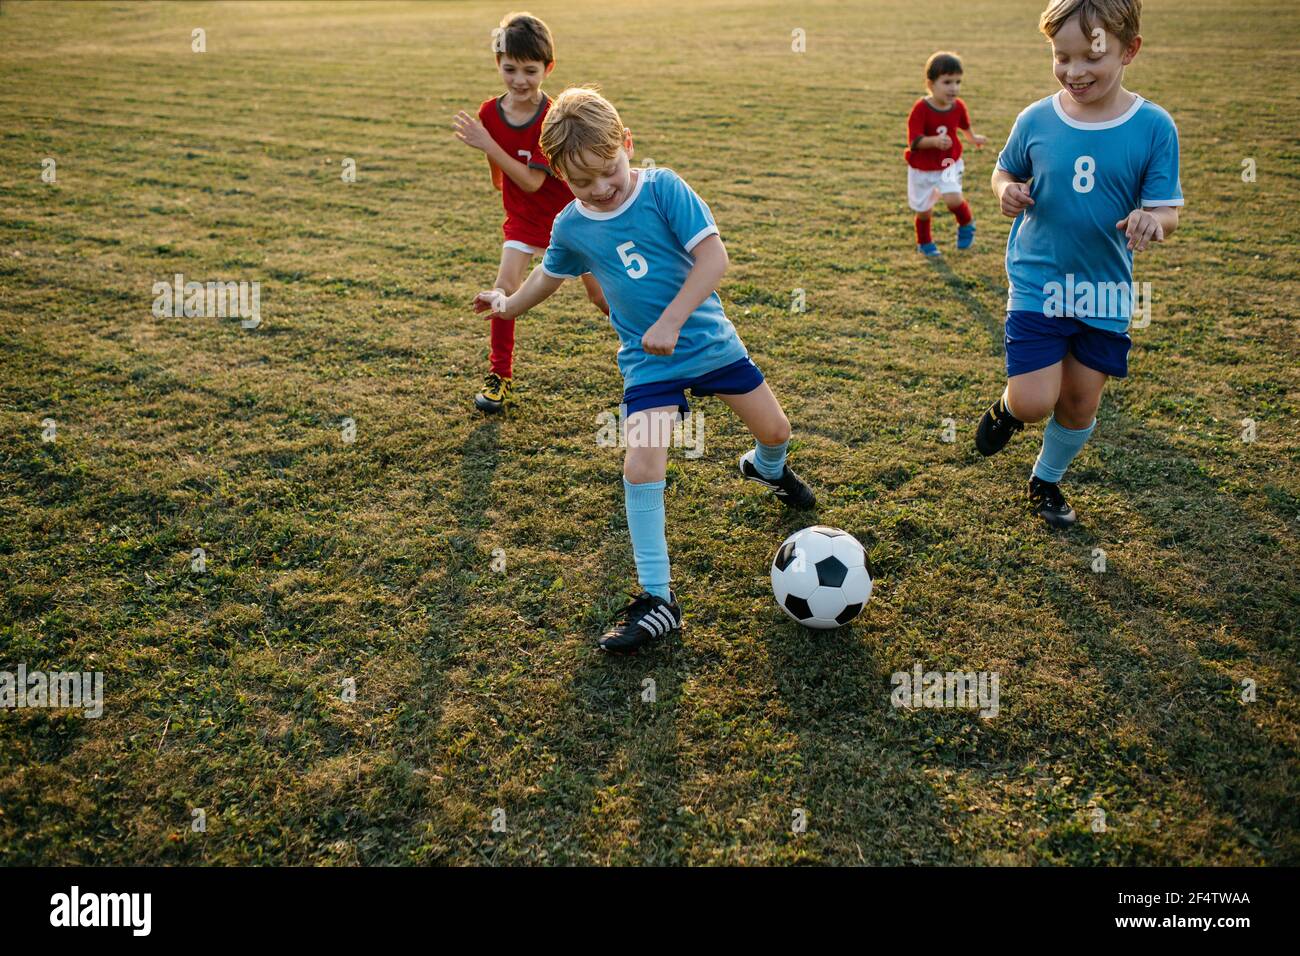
[621,405,677,605]
[717,382,815,508]
[1054,353,1107,428]
[622,405,678,483]
[1005,361,1063,424]
[715,382,791,446]
[493,246,532,295]
[480,245,534,394]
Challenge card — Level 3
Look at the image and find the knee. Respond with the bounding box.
[916,210,932,220]
[623,463,660,485]
[1054,392,1099,429]
[756,414,792,447]
[623,451,664,485]
[1007,392,1052,424]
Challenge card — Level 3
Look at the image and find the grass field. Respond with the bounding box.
[0,0,1297,865]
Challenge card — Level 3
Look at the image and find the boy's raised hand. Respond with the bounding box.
[472,289,510,319]
[1116,209,1164,252]
[999,181,1034,218]
[453,111,494,152]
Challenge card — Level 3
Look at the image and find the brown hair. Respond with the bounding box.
[1039,0,1142,47]
[492,11,555,65]
[539,87,625,180]
[926,51,963,82]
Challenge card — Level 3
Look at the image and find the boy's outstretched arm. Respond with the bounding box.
[992,167,1033,218]
[959,126,988,148]
[641,234,728,356]
[453,110,547,193]
[473,265,565,320]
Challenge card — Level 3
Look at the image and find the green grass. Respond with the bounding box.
[0,0,1296,865]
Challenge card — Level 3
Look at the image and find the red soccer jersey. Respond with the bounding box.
[904,97,971,171]
[478,93,576,248]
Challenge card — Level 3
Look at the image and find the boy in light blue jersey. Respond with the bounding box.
[473,87,815,652]
[975,0,1183,528]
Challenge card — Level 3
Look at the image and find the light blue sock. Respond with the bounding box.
[1032,416,1096,483]
[753,439,789,480]
[623,477,670,600]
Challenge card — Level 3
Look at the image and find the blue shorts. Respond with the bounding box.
[1005,310,1131,379]
[621,357,765,417]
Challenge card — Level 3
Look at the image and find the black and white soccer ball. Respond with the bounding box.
[771,526,873,629]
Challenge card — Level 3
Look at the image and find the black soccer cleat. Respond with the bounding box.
[975,394,1025,456]
[597,590,682,654]
[738,450,816,510]
[1029,476,1077,529]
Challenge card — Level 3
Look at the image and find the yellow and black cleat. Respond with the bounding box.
[474,372,514,414]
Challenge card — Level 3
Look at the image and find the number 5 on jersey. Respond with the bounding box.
[617,240,648,279]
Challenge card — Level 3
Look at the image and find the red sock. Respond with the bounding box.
[488,315,515,379]
[951,201,973,226]
[915,215,933,245]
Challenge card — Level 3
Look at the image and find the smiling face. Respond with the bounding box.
[1049,15,1140,110]
[928,72,962,107]
[561,135,635,212]
[496,55,551,103]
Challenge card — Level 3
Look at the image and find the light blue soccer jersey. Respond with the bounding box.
[996,92,1183,332]
[541,166,748,388]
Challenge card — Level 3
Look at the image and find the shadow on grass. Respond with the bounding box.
[1032,560,1298,863]
[929,256,1004,357]
[758,523,964,865]
[1014,408,1300,861]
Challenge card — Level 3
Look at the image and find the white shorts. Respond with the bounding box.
[503,240,544,255]
[907,158,965,212]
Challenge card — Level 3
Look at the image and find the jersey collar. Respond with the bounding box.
[496,93,548,130]
[1051,90,1144,130]
[573,167,647,220]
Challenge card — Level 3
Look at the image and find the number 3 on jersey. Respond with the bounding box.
[617,240,648,279]
[1073,155,1096,193]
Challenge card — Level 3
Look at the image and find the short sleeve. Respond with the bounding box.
[528,113,555,174]
[996,107,1032,179]
[906,101,927,147]
[957,100,972,130]
[652,169,719,253]
[540,220,584,279]
[1140,112,1184,207]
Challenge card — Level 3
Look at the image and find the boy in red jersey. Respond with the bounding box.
[904,51,988,257]
[452,12,608,413]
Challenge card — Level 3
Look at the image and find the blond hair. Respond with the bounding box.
[1039,0,1141,47]
[539,87,625,180]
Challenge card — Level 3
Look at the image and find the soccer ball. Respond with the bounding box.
[770,526,873,629]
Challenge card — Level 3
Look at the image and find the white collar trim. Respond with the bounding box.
[1051,90,1144,130]
[574,168,646,220]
